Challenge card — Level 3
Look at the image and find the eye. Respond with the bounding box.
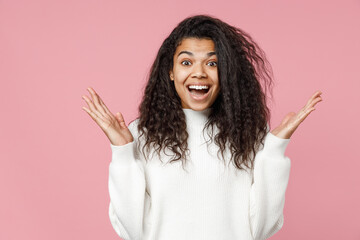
[181,60,192,66]
[207,61,217,67]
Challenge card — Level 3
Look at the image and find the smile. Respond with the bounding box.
[187,84,211,100]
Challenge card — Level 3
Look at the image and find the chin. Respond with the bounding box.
[185,104,210,111]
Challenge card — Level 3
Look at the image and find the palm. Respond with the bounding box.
[271,91,323,139]
[82,87,134,146]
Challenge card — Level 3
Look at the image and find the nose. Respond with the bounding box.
[191,63,207,79]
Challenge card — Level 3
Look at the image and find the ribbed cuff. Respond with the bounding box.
[110,141,134,149]
[263,132,291,157]
[110,141,136,166]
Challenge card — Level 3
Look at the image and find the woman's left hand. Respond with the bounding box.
[270,90,323,139]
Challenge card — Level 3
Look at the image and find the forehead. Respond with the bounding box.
[174,38,216,55]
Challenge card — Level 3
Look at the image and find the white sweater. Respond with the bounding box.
[108,108,291,240]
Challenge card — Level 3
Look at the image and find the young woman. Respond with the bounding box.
[82,14,322,240]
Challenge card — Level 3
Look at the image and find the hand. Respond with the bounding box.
[82,87,134,146]
[271,90,323,139]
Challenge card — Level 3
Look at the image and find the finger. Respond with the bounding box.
[98,96,116,121]
[87,87,106,117]
[307,96,322,109]
[299,107,316,123]
[300,92,322,116]
[287,91,322,129]
[82,106,102,124]
[302,96,322,115]
[305,90,322,108]
[290,108,309,127]
[296,106,317,125]
[82,94,107,122]
[87,87,108,119]
[82,105,112,129]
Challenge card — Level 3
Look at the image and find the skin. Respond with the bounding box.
[81,38,323,145]
[169,38,220,111]
[270,90,322,139]
[82,87,133,146]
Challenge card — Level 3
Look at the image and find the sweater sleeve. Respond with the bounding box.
[108,120,146,240]
[249,131,291,240]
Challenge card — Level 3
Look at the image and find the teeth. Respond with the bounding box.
[188,85,209,90]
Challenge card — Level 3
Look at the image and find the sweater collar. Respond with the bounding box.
[182,107,212,125]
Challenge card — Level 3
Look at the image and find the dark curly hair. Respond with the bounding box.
[136,14,273,172]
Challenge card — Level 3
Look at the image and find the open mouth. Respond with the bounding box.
[187,85,210,96]
[186,84,211,101]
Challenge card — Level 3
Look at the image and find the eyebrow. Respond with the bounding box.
[177,51,216,58]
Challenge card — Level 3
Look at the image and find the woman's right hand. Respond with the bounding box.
[82,87,134,146]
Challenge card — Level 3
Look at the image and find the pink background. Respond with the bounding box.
[1,0,359,239]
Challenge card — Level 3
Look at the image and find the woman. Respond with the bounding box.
[82,14,322,240]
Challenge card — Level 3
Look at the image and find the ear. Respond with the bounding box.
[169,70,174,81]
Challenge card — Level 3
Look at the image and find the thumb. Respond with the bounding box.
[116,112,127,128]
[281,112,296,125]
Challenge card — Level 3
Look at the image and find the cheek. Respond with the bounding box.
[210,72,220,86]
[175,72,189,83]
[208,67,218,78]
[173,66,190,81]
[173,79,187,96]
[211,73,220,95]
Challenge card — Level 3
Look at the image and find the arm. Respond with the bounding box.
[81,87,146,239]
[249,132,291,240]
[249,90,322,239]
[108,120,146,240]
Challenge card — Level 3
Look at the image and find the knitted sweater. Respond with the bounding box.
[108,108,291,240]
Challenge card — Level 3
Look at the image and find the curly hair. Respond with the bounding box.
[136,14,273,172]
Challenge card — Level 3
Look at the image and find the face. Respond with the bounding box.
[169,38,220,111]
